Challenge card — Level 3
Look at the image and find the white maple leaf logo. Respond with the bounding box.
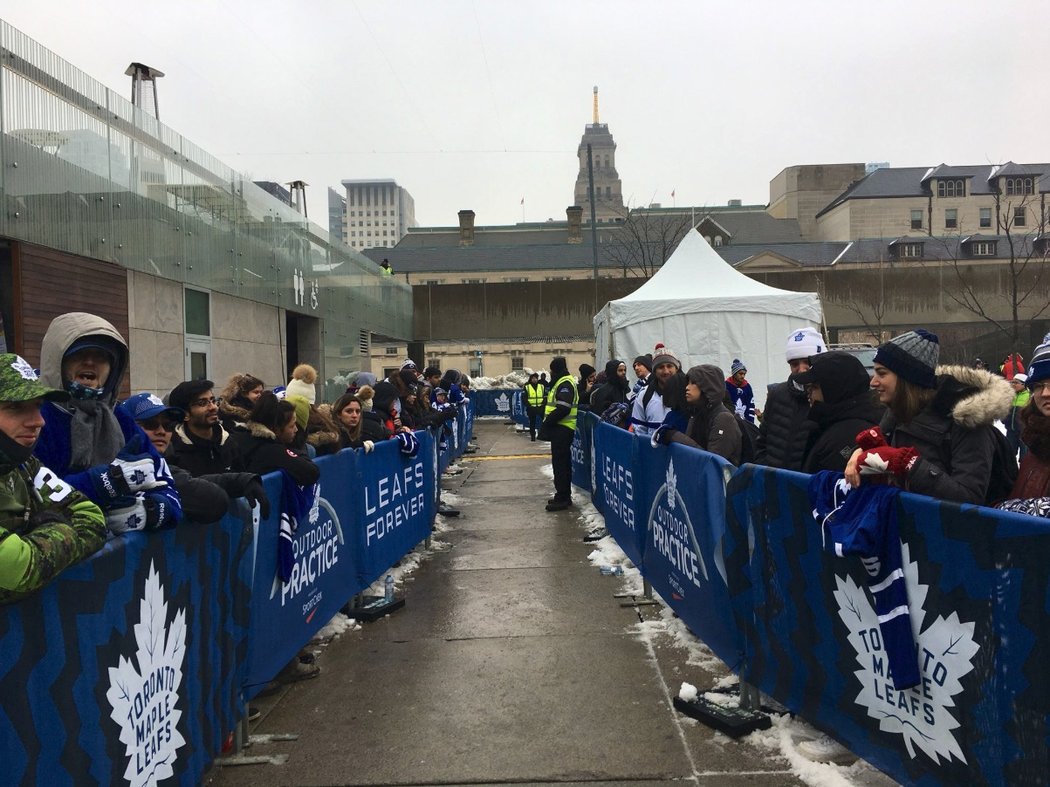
[665,462,677,511]
[10,355,37,380]
[495,393,510,412]
[833,542,979,764]
[106,562,187,786]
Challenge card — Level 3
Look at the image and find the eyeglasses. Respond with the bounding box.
[140,416,177,432]
[190,397,217,408]
[1031,380,1050,394]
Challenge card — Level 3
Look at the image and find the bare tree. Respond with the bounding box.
[602,205,696,279]
[830,255,893,344]
[928,182,1050,351]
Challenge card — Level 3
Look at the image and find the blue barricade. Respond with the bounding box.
[0,512,252,786]
[245,450,366,695]
[588,421,1050,785]
[725,465,1050,787]
[570,412,593,493]
[510,390,529,426]
[470,389,517,418]
[638,439,741,668]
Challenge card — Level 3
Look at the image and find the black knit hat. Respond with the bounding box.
[168,379,215,412]
[633,354,653,373]
[874,329,940,389]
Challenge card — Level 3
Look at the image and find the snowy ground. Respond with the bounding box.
[575,495,898,787]
[310,447,896,786]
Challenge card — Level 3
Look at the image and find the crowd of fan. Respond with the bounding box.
[531,325,1050,519]
[0,312,472,605]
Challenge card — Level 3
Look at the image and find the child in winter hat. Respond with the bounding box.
[873,329,940,389]
[651,343,681,370]
[285,363,318,404]
[785,327,825,362]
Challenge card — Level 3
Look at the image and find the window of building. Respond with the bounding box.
[426,357,441,369]
[423,279,443,285]
[945,208,958,229]
[910,209,923,230]
[979,207,992,228]
[898,242,924,259]
[385,346,398,355]
[937,179,965,198]
[605,186,611,197]
[511,357,525,371]
[971,241,997,256]
[469,358,483,377]
[713,235,723,247]
[464,278,485,284]
[503,276,528,283]
[544,276,570,281]
[1006,177,1034,196]
[1015,207,1027,227]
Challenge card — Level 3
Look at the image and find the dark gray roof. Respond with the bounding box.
[717,242,848,268]
[364,240,623,273]
[698,211,803,244]
[818,163,1050,218]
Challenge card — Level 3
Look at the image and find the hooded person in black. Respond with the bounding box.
[654,364,742,464]
[797,352,884,473]
[588,359,630,415]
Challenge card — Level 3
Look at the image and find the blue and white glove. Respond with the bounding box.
[362,440,375,454]
[90,456,167,500]
[105,493,178,534]
[651,425,673,448]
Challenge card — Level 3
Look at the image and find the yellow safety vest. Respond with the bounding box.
[525,383,545,408]
[543,374,578,431]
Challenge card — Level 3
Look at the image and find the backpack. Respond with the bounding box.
[600,402,630,429]
[735,414,761,465]
[941,425,1018,507]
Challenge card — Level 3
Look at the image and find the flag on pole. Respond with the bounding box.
[671,189,676,199]
[520,197,524,205]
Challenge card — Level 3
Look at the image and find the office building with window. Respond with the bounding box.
[341,179,417,251]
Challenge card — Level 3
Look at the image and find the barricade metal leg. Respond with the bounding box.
[617,577,660,607]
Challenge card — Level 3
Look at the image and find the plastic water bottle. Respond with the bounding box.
[384,574,394,603]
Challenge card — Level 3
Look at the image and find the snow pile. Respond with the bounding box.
[468,369,537,390]
[678,682,699,702]
[311,612,360,643]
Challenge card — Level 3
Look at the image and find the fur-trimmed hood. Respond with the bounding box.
[933,365,1014,428]
[246,421,278,441]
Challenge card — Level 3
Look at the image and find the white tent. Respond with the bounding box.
[593,229,823,407]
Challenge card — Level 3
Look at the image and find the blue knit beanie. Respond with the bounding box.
[874,329,940,389]
[1026,332,1050,389]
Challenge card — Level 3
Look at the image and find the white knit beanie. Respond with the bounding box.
[784,327,825,362]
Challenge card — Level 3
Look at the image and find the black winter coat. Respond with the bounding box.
[755,380,814,471]
[231,422,320,487]
[884,366,1013,505]
[169,423,244,476]
[802,392,884,474]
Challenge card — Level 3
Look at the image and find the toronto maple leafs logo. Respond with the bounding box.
[833,542,978,764]
[495,393,510,412]
[665,462,678,510]
[10,355,37,380]
[793,331,805,342]
[107,562,187,786]
[129,468,147,486]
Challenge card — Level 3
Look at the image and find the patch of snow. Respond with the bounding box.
[679,682,698,702]
[311,612,360,643]
[440,490,464,506]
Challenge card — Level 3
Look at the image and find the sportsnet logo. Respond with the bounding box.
[834,542,978,764]
[648,460,707,600]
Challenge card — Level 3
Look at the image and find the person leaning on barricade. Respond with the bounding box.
[754,327,825,470]
[794,352,884,474]
[588,360,630,418]
[218,372,264,434]
[998,334,1050,516]
[630,343,684,437]
[118,393,270,524]
[651,364,742,464]
[844,329,1014,505]
[167,378,246,476]
[232,392,321,486]
[333,387,391,452]
[33,313,182,536]
[0,353,107,603]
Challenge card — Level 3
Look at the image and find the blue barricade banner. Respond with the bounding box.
[352,432,437,588]
[0,513,252,786]
[245,450,365,694]
[637,439,742,668]
[591,421,648,564]
[571,412,594,493]
[471,389,516,418]
[510,390,529,426]
[725,465,1050,786]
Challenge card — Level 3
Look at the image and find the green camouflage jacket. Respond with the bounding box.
[0,454,106,603]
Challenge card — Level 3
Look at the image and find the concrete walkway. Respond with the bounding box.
[209,421,810,786]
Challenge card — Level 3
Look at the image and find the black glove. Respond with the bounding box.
[243,476,271,519]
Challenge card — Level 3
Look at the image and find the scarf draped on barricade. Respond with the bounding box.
[577,412,1050,786]
[0,401,473,785]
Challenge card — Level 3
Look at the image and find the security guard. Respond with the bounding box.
[523,372,546,441]
[540,356,578,511]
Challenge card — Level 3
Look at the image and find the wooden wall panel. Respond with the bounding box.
[13,241,131,398]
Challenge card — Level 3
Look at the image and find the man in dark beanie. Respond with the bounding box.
[168,379,244,476]
[540,356,578,511]
[629,354,653,402]
[578,363,597,410]
[845,328,1014,505]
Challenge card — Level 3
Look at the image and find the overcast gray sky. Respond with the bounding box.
[3,1,1047,228]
